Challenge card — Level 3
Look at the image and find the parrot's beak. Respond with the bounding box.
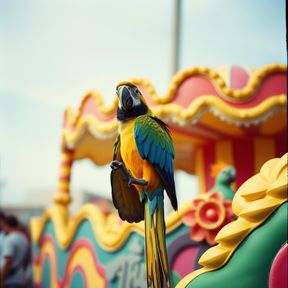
[117,86,133,110]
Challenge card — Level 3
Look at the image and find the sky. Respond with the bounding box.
[0,0,286,210]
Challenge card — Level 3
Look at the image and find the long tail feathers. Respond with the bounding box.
[145,202,153,287]
[145,196,171,288]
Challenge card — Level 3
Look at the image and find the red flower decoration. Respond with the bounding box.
[182,192,233,245]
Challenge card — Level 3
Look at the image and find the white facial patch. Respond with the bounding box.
[132,96,141,107]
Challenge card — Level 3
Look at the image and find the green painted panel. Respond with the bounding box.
[187,203,287,288]
[32,216,189,287]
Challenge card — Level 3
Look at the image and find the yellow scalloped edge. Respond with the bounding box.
[66,64,287,126]
[65,92,119,126]
[63,115,118,145]
[63,94,286,147]
[30,201,192,251]
[176,153,287,288]
[132,64,286,102]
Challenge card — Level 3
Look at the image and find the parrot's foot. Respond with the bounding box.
[110,160,148,188]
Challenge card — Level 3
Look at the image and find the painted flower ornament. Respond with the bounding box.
[182,192,233,245]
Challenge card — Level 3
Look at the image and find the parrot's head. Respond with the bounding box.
[215,165,236,185]
[116,82,149,122]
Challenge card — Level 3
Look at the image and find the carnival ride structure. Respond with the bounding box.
[30,64,287,288]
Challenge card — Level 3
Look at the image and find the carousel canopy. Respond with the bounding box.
[61,64,287,175]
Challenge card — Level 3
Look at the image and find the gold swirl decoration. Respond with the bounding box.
[130,64,286,103]
[62,64,287,147]
[65,92,118,126]
[177,153,288,288]
[30,202,192,251]
[63,95,286,147]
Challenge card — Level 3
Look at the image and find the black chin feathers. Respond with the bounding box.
[117,105,148,122]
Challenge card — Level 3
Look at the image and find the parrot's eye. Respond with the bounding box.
[134,88,140,97]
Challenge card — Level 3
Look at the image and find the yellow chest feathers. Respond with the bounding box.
[118,119,161,191]
[119,120,143,175]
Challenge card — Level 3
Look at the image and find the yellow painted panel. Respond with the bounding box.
[195,148,205,194]
[199,111,245,137]
[254,138,275,173]
[215,141,234,166]
[66,247,106,288]
[171,129,205,145]
[73,132,115,165]
[260,110,287,135]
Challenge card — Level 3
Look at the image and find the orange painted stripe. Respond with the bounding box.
[62,152,73,161]
[57,150,73,196]
[195,147,206,194]
[203,144,216,192]
[215,140,236,190]
[254,138,275,173]
[215,140,234,166]
[58,182,70,191]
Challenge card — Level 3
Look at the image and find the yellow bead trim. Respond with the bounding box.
[131,64,286,103]
[74,64,286,118]
[63,64,286,149]
[63,94,286,148]
[53,192,72,206]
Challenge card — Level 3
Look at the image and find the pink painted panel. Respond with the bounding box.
[142,72,287,110]
[172,246,199,278]
[269,244,288,288]
[233,73,287,108]
[172,76,220,107]
[230,66,250,89]
[81,97,115,121]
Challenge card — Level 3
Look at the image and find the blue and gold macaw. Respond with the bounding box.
[110,82,177,288]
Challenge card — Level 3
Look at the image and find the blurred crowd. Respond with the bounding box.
[0,211,32,288]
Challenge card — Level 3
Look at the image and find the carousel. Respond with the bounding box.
[30,64,287,288]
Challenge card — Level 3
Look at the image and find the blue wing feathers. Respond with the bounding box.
[143,138,151,157]
[164,154,170,173]
[150,144,156,163]
[159,152,165,169]
[155,146,161,165]
[134,115,178,210]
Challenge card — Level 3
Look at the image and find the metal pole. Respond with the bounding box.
[172,0,181,75]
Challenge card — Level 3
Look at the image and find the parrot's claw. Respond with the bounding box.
[128,177,148,188]
[128,178,132,188]
[110,160,147,188]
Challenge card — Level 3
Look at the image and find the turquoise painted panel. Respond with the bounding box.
[32,218,190,287]
[70,271,85,288]
[42,257,51,288]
